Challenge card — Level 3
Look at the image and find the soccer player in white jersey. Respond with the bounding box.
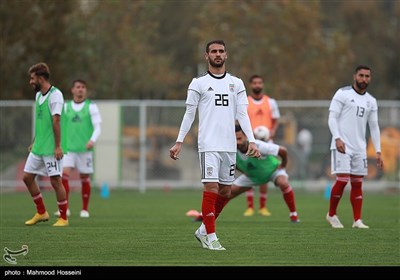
[326,65,383,229]
[23,62,69,227]
[169,39,260,250]
[55,79,102,218]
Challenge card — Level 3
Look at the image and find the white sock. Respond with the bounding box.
[199,223,206,235]
[207,233,217,243]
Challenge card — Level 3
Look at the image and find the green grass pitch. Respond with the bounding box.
[1,188,399,266]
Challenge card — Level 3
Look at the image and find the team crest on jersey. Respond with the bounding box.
[207,167,213,176]
[366,101,370,108]
[229,84,234,92]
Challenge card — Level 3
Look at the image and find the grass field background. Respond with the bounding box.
[0,188,399,267]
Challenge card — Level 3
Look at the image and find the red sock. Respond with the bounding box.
[260,192,267,209]
[215,195,229,219]
[81,177,91,211]
[202,191,218,234]
[32,193,46,214]
[329,175,349,216]
[62,174,70,201]
[282,186,296,212]
[57,200,68,220]
[246,189,254,208]
[350,176,363,221]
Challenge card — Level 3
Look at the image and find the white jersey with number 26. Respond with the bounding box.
[329,86,378,154]
[186,72,248,152]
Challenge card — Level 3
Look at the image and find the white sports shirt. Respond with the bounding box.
[177,71,255,152]
[35,86,64,116]
[328,86,381,154]
[256,139,280,157]
[269,98,280,119]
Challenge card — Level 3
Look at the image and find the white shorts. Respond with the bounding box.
[331,149,367,176]
[63,152,94,174]
[24,153,63,177]
[199,151,236,185]
[234,168,288,187]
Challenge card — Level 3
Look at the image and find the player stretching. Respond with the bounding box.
[190,124,299,223]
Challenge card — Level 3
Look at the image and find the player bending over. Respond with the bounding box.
[190,124,299,223]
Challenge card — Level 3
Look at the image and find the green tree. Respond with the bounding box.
[65,0,183,99]
[332,0,400,99]
[1,0,397,100]
[0,0,76,99]
[150,0,202,98]
[193,0,352,100]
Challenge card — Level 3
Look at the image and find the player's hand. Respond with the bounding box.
[376,153,384,169]
[246,142,261,158]
[86,140,95,150]
[335,138,346,154]
[54,147,63,160]
[28,144,33,152]
[169,142,182,160]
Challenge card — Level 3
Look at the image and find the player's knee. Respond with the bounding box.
[81,176,90,183]
[49,176,62,186]
[219,189,231,198]
[336,174,350,183]
[22,173,34,185]
[279,183,291,193]
[275,176,288,187]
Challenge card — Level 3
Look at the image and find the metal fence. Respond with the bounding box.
[1,100,399,192]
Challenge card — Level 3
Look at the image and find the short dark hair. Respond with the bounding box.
[354,65,371,73]
[72,79,87,87]
[249,74,263,83]
[235,124,242,132]
[28,62,50,80]
[206,39,226,53]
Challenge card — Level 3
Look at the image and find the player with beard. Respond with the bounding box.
[188,124,299,224]
[170,40,260,250]
[326,65,383,229]
[244,75,281,217]
[23,62,68,227]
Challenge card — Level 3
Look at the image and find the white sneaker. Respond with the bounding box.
[54,209,71,217]
[326,213,344,228]
[194,228,208,249]
[207,239,226,251]
[352,219,369,228]
[80,210,90,218]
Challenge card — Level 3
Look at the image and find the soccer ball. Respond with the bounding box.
[253,125,270,141]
